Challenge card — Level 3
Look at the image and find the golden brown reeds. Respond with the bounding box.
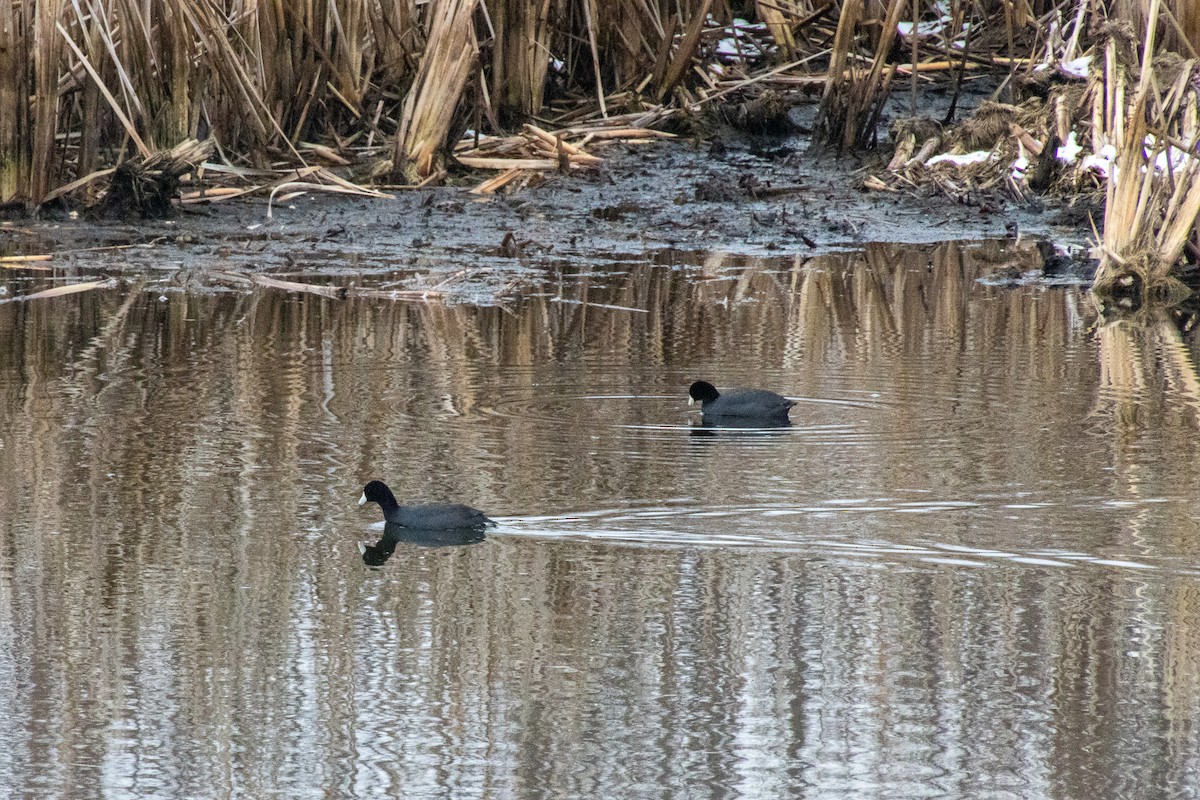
[0,1,29,204]
[755,0,810,61]
[3,0,1200,235]
[392,0,481,183]
[1093,1,1200,301]
[489,0,559,122]
[813,0,906,151]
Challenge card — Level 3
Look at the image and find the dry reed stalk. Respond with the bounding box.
[213,271,349,300]
[814,0,906,150]
[31,0,63,205]
[0,278,119,304]
[582,128,675,139]
[392,0,481,183]
[58,19,151,158]
[812,0,859,148]
[580,0,606,115]
[266,167,390,217]
[452,119,674,183]
[1113,0,1200,57]
[456,156,561,169]
[656,0,713,102]
[470,167,527,194]
[489,0,558,121]
[755,0,803,60]
[0,255,54,270]
[0,0,30,204]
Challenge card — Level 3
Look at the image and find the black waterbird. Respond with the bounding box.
[687,380,795,422]
[358,480,495,530]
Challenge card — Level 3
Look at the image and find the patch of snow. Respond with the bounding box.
[1146,135,1196,174]
[1056,131,1082,164]
[898,15,957,39]
[714,18,772,61]
[1010,155,1029,181]
[1081,144,1117,179]
[927,151,995,167]
[716,38,742,57]
[1059,55,1091,79]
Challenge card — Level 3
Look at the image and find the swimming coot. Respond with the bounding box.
[688,380,795,420]
[358,480,495,529]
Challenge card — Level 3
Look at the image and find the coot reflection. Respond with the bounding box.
[360,521,487,566]
[693,415,792,430]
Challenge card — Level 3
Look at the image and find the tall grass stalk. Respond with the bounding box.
[490,0,557,122]
[0,0,31,204]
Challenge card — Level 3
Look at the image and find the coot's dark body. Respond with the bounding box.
[688,380,795,421]
[359,480,494,530]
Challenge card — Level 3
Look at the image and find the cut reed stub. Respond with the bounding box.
[93,139,215,220]
[1093,251,1192,309]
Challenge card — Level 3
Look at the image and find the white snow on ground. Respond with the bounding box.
[927,151,995,166]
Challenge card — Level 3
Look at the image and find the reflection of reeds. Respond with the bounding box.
[1093,301,1200,430]
[9,243,1200,787]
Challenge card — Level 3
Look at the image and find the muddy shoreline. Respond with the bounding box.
[2,131,1095,303]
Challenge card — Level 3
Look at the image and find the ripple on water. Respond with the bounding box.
[496,492,1196,579]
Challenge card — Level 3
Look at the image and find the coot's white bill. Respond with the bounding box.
[358,492,367,506]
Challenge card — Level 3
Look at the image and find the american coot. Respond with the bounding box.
[359,520,487,566]
[688,380,795,421]
[358,480,495,529]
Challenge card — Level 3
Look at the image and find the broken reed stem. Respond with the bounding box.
[814,0,905,151]
[490,0,555,122]
[393,0,482,183]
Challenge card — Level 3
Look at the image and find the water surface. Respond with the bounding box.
[2,239,1199,799]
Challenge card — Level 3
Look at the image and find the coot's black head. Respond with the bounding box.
[688,380,721,405]
[359,480,395,507]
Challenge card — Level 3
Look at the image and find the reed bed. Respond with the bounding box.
[3,1,1200,298]
[1090,5,1200,302]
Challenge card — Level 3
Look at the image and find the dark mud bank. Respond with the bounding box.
[4,135,1095,303]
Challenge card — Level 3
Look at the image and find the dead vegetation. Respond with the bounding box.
[1,1,1199,300]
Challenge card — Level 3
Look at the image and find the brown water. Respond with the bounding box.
[2,239,1199,799]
